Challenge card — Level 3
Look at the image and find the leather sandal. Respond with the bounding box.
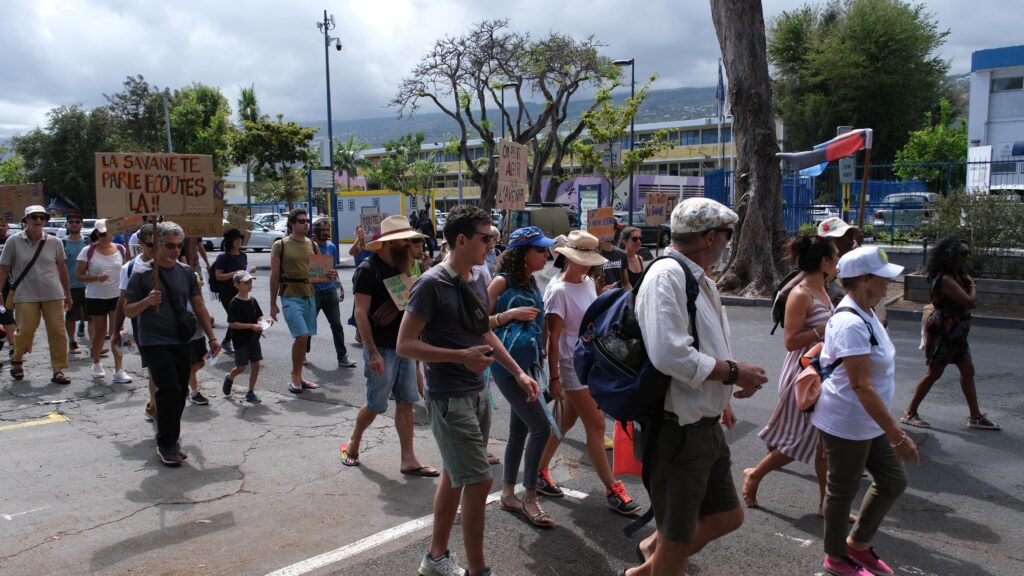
[499,493,524,514]
[10,359,24,380]
[50,371,71,385]
[521,496,555,528]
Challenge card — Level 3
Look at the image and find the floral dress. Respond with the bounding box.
[924,273,972,366]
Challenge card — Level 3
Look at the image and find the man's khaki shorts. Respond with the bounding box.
[428,391,492,488]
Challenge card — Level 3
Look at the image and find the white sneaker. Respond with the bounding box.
[418,550,466,576]
[92,362,106,378]
[112,369,133,383]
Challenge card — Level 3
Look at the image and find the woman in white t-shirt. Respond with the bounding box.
[811,246,919,576]
[533,231,641,516]
[76,220,128,382]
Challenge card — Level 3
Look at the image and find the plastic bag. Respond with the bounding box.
[612,421,643,477]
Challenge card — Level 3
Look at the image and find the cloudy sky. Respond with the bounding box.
[1,0,1020,139]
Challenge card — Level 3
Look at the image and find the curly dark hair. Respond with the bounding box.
[927,235,970,277]
[495,246,532,289]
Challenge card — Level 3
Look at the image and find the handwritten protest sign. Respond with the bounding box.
[645,192,669,226]
[586,207,615,243]
[383,273,416,311]
[94,152,215,217]
[104,214,145,237]
[496,180,528,210]
[360,209,384,240]
[0,183,43,223]
[498,141,529,183]
[170,180,224,237]
[227,205,250,227]
[308,254,335,283]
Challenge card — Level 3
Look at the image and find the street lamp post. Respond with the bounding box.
[499,82,519,139]
[317,10,342,244]
[613,59,635,225]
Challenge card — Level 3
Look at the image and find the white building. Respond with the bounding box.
[967,45,1024,193]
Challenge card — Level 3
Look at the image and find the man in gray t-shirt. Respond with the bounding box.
[398,205,539,576]
[125,222,220,467]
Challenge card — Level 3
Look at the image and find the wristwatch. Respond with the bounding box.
[723,360,739,385]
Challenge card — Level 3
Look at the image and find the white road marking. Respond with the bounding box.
[2,506,50,521]
[774,532,814,547]
[267,488,589,576]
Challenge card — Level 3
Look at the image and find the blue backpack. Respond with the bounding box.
[573,252,699,423]
[493,274,543,375]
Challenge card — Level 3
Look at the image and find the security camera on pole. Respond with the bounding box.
[317,10,342,245]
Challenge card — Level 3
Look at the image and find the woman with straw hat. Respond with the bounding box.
[534,231,642,516]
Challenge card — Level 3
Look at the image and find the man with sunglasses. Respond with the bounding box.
[63,214,89,353]
[125,221,219,466]
[0,205,74,384]
[626,198,767,576]
[311,220,356,368]
[269,208,321,393]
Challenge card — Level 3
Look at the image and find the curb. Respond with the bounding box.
[720,295,1023,330]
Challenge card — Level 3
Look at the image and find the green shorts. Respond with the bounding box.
[649,416,740,542]
[427,392,492,488]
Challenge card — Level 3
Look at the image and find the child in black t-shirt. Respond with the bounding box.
[222,271,267,403]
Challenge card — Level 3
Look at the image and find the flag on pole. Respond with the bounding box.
[777,128,874,172]
[715,59,725,121]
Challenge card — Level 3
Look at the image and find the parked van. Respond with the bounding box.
[505,204,579,242]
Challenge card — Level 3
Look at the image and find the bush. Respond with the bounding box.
[919,193,1024,279]
[798,222,818,236]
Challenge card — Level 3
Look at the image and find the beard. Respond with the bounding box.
[388,242,414,273]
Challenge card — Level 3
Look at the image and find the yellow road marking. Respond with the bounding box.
[0,412,69,432]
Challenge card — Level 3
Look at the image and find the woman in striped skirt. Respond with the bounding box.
[744,235,839,516]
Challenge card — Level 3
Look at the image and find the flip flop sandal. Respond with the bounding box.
[288,382,303,394]
[400,466,440,477]
[50,371,71,385]
[10,360,24,380]
[301,380,320,390]
[340,444,360,467]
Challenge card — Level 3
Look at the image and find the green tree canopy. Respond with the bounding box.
[170,83,235,177]
[104,74,171,152]
[230,114,319,209]
[768,0,950,162]
[0,145,30,185]
[365,132,442,202]
[894,98,966,187]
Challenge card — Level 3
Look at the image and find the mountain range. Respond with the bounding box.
[309,85,720,150]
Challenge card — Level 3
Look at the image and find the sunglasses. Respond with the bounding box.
[294,219,310,224]
[163,242,184,251]
[628,236,642,242]
[143,242,155,248]
[67,220,82,225]
[28,214,49,222]
[713,228,734,241]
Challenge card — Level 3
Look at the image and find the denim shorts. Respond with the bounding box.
[363,347,418,414]
[281,295,317,338]
[428,392,492,488]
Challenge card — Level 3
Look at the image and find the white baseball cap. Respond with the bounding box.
[837,246,903,279]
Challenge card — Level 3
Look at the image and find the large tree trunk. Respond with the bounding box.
[710,0,788,297]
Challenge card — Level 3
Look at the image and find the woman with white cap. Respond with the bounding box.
[76,219,129,383]
[812,246,918,576]
[533,231,642,516]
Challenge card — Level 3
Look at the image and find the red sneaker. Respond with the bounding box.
[823,554,871,576]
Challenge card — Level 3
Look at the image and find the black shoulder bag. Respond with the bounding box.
[158,267,198,343]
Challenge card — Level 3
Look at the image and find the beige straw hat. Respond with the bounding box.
[554,230,607,267]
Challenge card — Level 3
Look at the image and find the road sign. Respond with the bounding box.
[310,169,334,189]
[839,156,856,184]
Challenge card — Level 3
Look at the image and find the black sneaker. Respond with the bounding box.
[536,469,564,497]
[222,376,233,396]
[606,480,642,516]
[77,324,84,338]
[157,445,183,466]
[190,391,209,405]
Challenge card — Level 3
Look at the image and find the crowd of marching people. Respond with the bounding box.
[0,198,1003,576]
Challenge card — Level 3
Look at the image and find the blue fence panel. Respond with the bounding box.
[704,169,730,205]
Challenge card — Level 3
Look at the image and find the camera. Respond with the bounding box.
[335,39,342,51]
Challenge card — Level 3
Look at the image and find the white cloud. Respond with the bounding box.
[0,0,1018,138]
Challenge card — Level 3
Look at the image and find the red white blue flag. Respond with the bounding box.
[777,128,874,172]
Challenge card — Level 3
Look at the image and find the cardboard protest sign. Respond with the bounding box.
[94,152,215,217]
[173,183,225,237]
[586,207,615,243]
[308,254,335,283]
[496,180,528,211]
[104,214,146,237]
[498,141,529,183]
[383,273,416,311]
[0,183,43,223]
[645,192,669,226]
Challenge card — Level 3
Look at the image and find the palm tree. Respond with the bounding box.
[237,85,261,215]
[332,135,370,190]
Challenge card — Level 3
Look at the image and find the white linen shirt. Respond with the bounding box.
[636,248,733,424]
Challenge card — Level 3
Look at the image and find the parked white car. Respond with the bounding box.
[202,220,285,252]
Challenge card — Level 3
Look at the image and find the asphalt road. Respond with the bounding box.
[0,252,1021,576]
